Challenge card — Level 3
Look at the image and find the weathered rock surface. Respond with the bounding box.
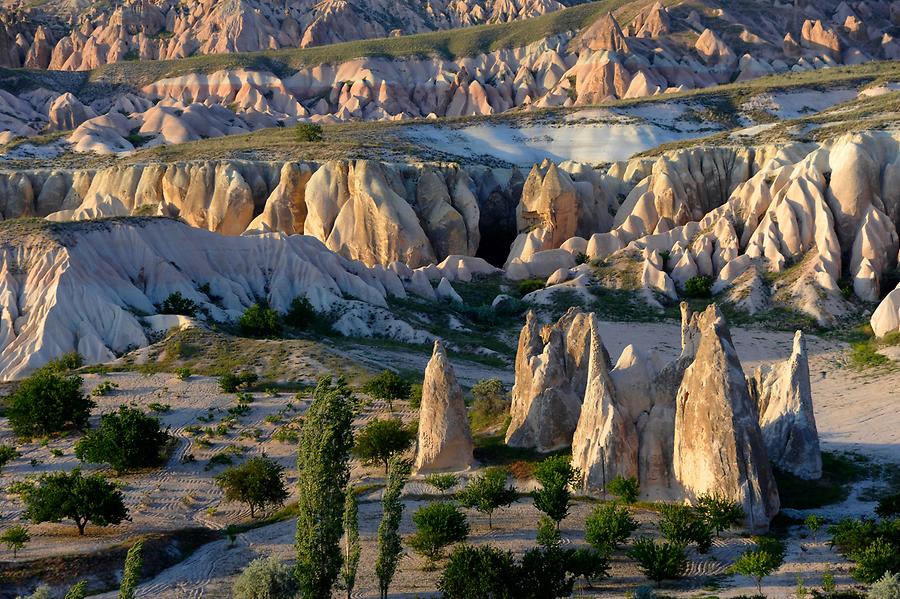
[673,305,780,532]
[749,331,822,480]
[415,340,475,472]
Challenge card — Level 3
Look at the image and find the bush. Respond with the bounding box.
[517,278,545,297]
[877,493,900,519]
[585,503,638,553]
[284,296,322,331]
[233,557,299,599]
[361,370,411,410]
[627,538,688,586]
[513,546,576,599]
[0,444,19,474]
[851,538,900,584]
[91,380,119,396]
[22,469,128,535]
[159,291,198,317]
[352,418,415,473]
[75,406,171,473]
[457,467,517,529]
[537,515,561,547]
[219,371,258,393]
[424,473,459,493]
[175,368,192,380]
[731,547,784,595]
[684,275,713,298]
[409,383,423,409]
[295,122,324,142]
[607,476,640,503]
[567,547,610,587]
[40,352,83,373]
[658,504,713,553]
[469,378,508,431]
[7,370,94,436]
[532,455,580,528]
[215,456,288,518]
[438,544,515,598]
[696,492,745,536]
[238,303,281,338]
[0,524,29,557]
[868,572,900,599]
[806,513,825,541]
[409,502,470,565]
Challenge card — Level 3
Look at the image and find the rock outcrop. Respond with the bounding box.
[749,331,822,480]
[673,305,780,532]
[505,308,599,452]
[415,340,475,472]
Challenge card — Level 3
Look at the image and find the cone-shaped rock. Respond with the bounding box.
[749,330,822,480]
[673,305,779,532]
[415,340,474,472]
[572,320,639,492]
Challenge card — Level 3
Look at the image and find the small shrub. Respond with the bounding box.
[517,278,545,297]
[148,402,171,413]
[0,444,19,474]
[469,378,508,431]
[537,515,561,547]
[233,556,298,599]
[91,380,119,396]
[424,473,459,493]
[40,352,83,373]
[876,493,900,519]
[0,524,30,557]
[627,538,687,586]
[409,502,469,565]
[732,547,785,595]
[851,538,900,583]
[295,122,324,142]
[457,467,517,529]
[514,546,576,598]
[585,503,638,553]
[806,514,825,542]
[408,383,423,409]
[284,296,326,331]
[868,572,900,599]
[238,303,281,338]
[175,368,192,380]
[658,504,713,553]
[607,475,639,503]
[219,371,258,393]
[684,275,713,298]
[850,342,890,369]
[159,291,198,317]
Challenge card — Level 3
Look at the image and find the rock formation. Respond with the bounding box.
[673,305,780,532]
[748,331,822,480]
[505,308,602,452]
[415,340,475,472]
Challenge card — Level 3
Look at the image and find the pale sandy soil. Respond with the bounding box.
[1,318,897,598]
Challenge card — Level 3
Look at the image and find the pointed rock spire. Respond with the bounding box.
[749,330,822,480]
[415,340,474,472]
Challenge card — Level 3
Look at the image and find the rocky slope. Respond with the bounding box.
[0,1,897,150]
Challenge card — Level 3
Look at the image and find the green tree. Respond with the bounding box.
[532,455,580,529]
[295,377,355,598]
[362,370,411,411]
[0,444,19,474]
[536,515,561,548]
[731,547,784,594]
[695,492,745,537]
[215,456,288,518]
[627,538,688,586]
[159,291,198,317]
[341,488,360,599]
[239,303,281,338]
[233,557,299,599]
[513,546,576,599]
[606,476,639,503]
[0,524,29,557]
[64,581,88,599]
[567,547,610,588]
[438,544,515,599]
[295,122,324,142]
[285,296,323,331]
[805,513,824,542]
[376,456,412,599]
[7,370,94,436]
[23,469,129,535]
[850,537,900,583]
[424,472,459,493]
[585,503,638,553]
[457,467,517,529]
[352,418,415,473]
[409,502,469,566]
[75,406,171,474]
[684,275,713,298]
[658,504,713,553]
[119,539,143,599]
[469,379,508,431]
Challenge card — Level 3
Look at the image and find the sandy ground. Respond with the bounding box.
[1,318,897,598]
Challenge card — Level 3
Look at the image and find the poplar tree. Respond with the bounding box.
[376,456,412,599]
